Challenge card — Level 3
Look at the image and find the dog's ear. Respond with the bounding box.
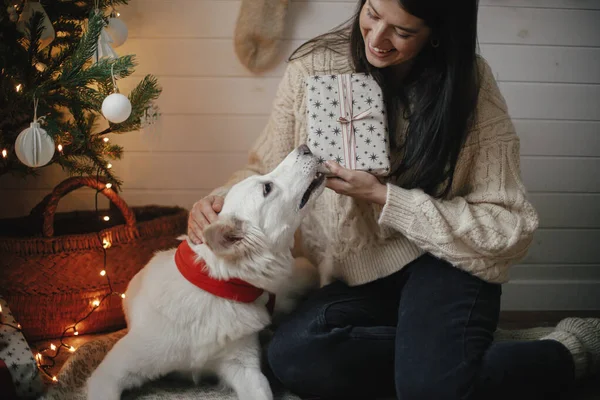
[203,216,263,260]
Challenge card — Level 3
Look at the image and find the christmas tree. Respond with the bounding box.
[0,0,161,188]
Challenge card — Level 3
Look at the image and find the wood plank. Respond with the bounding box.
[511,264,600,281]
[481,45,600,84]
[118,76,280,116]
[0,153,249,191]
[524,229,600,264]
[502,82,600,120]
[521,157,600,193]
[123,38,600,85]
[118,76,600,121]
[501,280,600,310]
[109,115,266,152]
[122,1,600,47]
[516,120,600,157]
[529,193,600,228]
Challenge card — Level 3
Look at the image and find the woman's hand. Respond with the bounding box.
[188,195,225,244]
[325,161,387,205]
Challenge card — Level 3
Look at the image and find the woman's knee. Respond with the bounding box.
[266,327,331,396]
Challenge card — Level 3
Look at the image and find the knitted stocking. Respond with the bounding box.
[234,0,290,74]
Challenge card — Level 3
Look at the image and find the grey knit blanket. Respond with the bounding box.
[41,327,553,400]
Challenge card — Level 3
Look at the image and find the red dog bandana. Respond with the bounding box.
[175,240,275,314]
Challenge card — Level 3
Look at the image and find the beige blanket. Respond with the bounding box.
[41,328,556,400]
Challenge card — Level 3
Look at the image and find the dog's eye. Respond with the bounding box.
[263,182,273,197]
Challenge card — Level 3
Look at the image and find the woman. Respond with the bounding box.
[188,0,599,399]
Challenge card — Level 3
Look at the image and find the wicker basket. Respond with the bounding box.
[0,176,188,341]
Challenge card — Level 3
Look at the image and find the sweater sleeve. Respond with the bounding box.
[377,59,539,280]
[209,60,304,198]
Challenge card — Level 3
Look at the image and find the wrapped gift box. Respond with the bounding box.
[305,73,391,176]
[0,296,44,399]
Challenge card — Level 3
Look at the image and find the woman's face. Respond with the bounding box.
[359,0,431,69]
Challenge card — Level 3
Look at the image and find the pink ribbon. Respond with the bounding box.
[337,74,372,169]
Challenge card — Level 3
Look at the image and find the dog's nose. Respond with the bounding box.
[298,144,312,156]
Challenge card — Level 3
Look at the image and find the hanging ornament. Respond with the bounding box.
[102,93,131,123]
[15,99,55,168]
[91,3,117,63]
[17,0,55,49]
[94,29,118,63]
[101,64,132,123]
[105,9,128,48]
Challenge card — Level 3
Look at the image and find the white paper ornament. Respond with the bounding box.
[15,120,55,168]
[17,1,55,49]
[93,29,118,63]
[106,17,128,48]
[102,93,132,123]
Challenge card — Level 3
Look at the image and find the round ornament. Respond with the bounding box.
[102,93,132,123]
[15,121,55,167]
[105,17,128,48]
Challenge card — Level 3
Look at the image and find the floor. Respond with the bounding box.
[32,311,600,399]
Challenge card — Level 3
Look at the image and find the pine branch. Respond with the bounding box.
[60,11,104,82]
[112,75,162,133]
[1,0,158,185]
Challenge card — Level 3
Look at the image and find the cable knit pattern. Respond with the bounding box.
[210,45,539,285]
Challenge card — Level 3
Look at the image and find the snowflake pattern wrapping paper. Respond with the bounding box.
[0,296,44,399]
[305,73,391,176]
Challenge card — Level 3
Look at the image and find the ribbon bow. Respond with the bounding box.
[336,74,372,169]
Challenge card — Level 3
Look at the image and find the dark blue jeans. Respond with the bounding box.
[267,254,575,400]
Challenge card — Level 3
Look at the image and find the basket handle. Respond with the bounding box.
[36,176,137,237]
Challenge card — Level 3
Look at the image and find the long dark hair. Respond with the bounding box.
[290,0,481,198]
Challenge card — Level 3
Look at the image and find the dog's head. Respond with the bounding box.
[203,145,325,262]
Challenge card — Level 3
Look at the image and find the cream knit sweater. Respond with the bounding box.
[211,45,539,285]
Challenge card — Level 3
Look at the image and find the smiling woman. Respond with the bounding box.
[187,0,600,398]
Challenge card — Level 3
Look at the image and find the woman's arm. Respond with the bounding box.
[377,59,539,280]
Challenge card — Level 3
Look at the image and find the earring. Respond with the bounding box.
[431,38,440,48]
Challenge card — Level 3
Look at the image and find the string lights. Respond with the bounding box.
[0,169,122,383]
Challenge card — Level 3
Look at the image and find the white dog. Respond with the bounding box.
[87,145,326,400]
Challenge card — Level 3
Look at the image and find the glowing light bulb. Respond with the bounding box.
[92,299,100,307]
[36,353,42,361]
[50,343,56,351]
[57,144,63,152]
[0,304,2,313]
[1,149,7,158]
[74,331,79,336]
[116,12,121,17]
[105,183,112,189]
[103,216,110,221]
[102,239,111,249]
[103,137,109,143]
[120,293,126,299]
[107,163,112,169]
[100,270,106,276]
[52,376,58,382]
[17,323,21,329]
[15,84,22,92]
[69,346,76,352]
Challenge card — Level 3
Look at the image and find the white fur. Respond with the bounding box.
[87,146,324,400]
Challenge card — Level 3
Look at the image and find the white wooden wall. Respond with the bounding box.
[1,0,599,310]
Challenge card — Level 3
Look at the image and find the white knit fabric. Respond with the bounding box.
[210,44,539,286]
